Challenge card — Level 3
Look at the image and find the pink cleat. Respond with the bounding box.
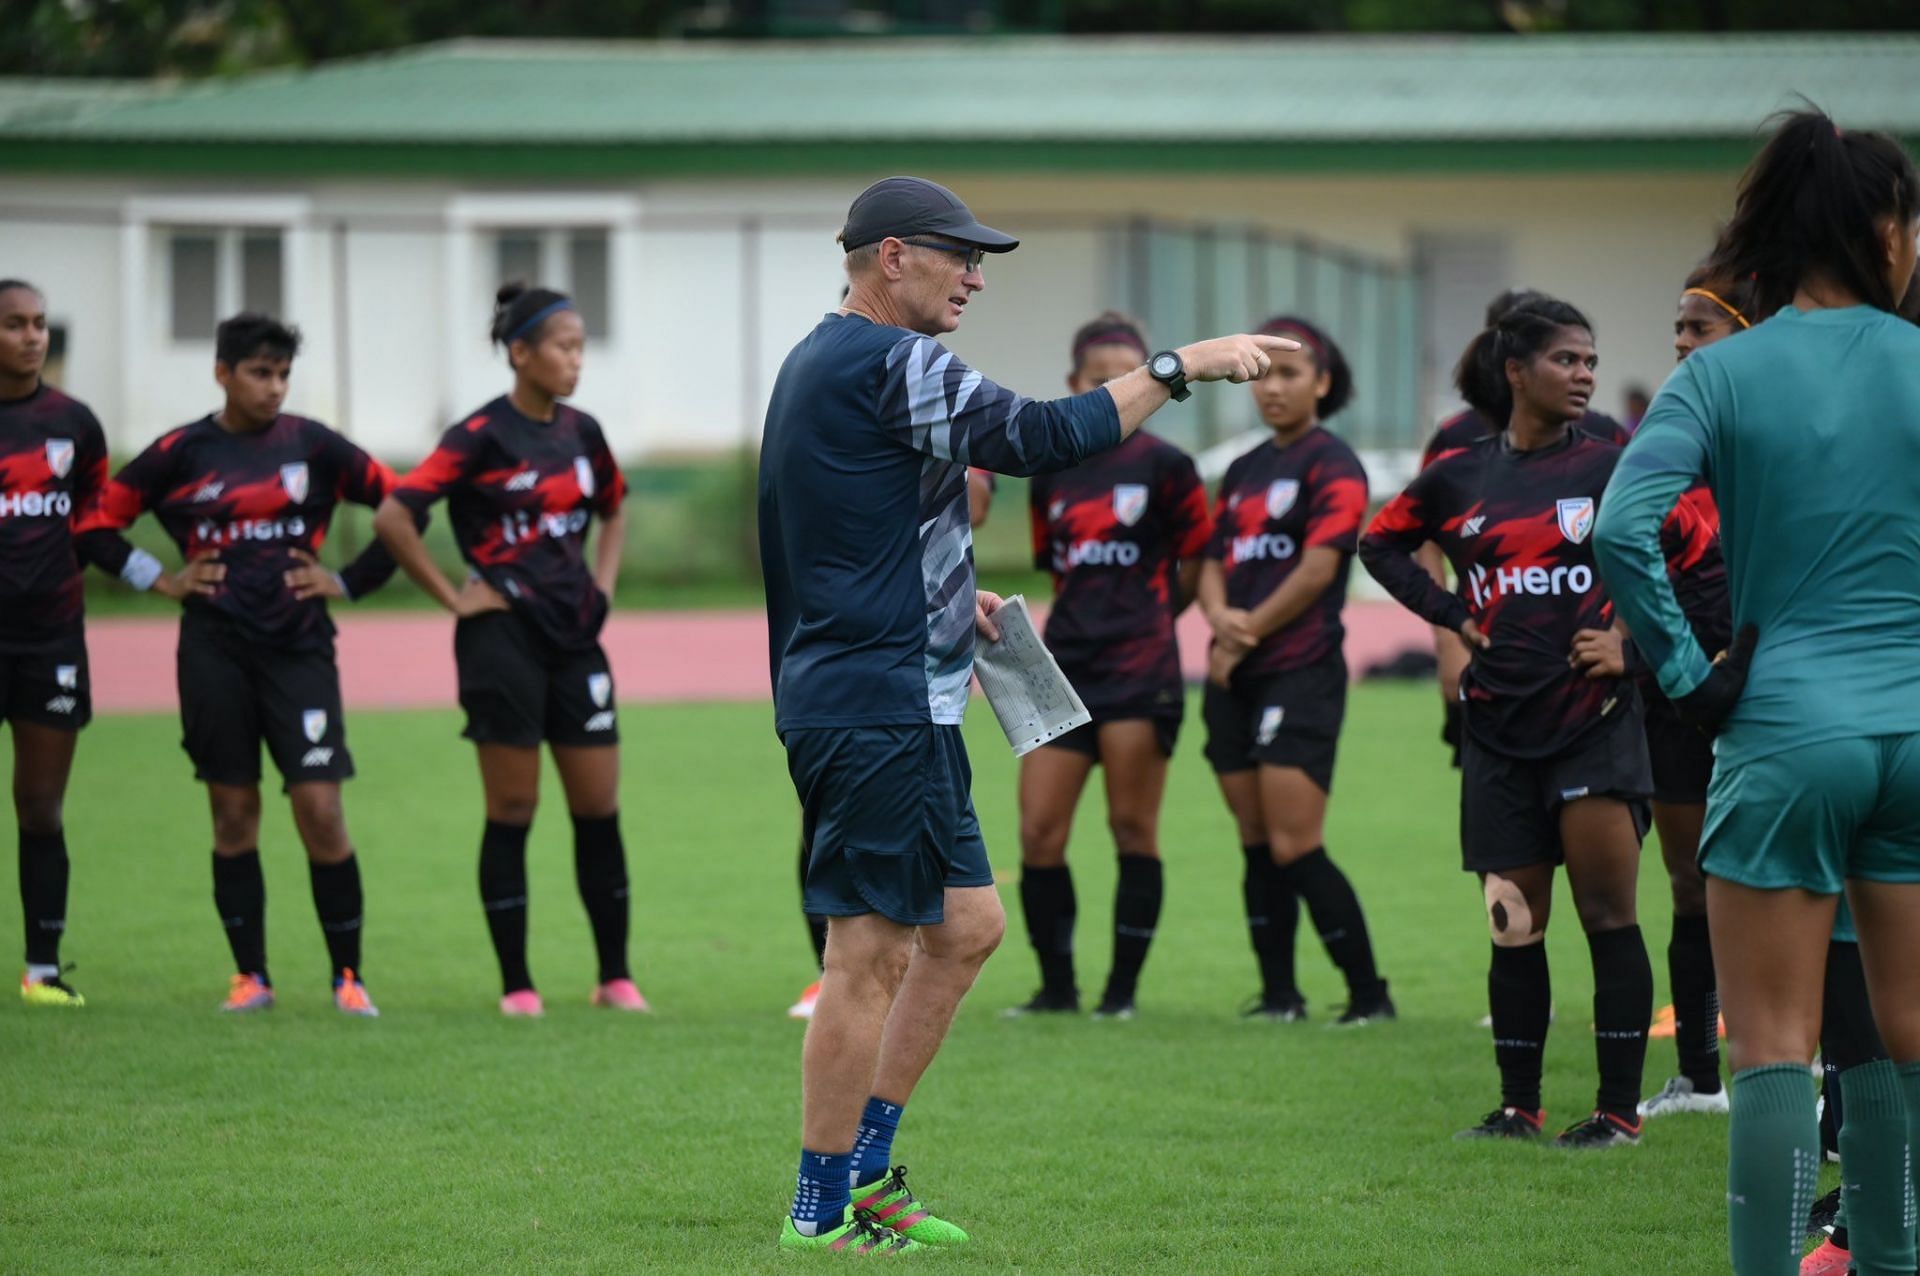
[591,978,651,1012]
[1801,1240,1850,1276]
[499,989,544,1017]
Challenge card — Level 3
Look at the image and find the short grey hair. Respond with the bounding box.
[842,242,880,276]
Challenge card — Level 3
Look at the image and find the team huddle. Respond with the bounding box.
[7,105,1920,1273]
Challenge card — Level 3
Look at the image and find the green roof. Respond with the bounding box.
[4,35,1917,176]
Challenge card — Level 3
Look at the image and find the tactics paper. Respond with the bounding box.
[973,595,1091,757]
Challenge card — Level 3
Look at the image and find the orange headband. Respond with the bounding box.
[1683,287,1751,329]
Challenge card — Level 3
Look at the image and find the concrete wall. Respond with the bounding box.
[0,166,1734,462]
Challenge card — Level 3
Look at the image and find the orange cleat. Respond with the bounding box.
[333,970,379,1017]
[221,973,275,1013]
[789,979,822,1020]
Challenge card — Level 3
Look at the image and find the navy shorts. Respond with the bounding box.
[785,724,995,927]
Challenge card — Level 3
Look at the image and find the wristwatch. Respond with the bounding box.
[1147,350,1190,402]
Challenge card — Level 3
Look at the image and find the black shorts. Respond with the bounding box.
[455,610,617,748]
[1459,708,1652,875]
[1644,690,1715,805]
[177,609,351,789]
[1042,711,1181,761]
[1202,653,1347,792]
[786,724,994,927]
[0,637,91,731]
[1442,699,1464,770]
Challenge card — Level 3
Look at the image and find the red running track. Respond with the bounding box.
[85,602,1434,715]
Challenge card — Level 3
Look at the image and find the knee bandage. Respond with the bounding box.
[1484,875,1539,947]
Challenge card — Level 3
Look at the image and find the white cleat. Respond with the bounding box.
[1638,1075,1730,1118]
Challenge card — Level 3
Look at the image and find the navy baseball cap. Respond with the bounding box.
[839,177,1019,254]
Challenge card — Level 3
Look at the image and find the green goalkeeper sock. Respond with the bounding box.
[1728,1064,1819,1276]
[1839,1060,1913,1276]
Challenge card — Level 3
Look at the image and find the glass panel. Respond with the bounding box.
[568,229,610,339]
[241,232,283,318]
[495,230,542,291]
[169,232,218,341]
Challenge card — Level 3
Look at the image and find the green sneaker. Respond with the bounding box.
[852,1166,969,1246]
[778,1211,921,1255]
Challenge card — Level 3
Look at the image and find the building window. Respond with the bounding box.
[492,227,611,338]
[165,227,287,342]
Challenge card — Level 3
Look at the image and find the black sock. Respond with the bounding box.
[572,813,631,984]
[1019,865,1076,999]
[1105,855,1163,1004]
[799,836,827,971]
[1242,843,1299,1004]
[308,855,364,981]
[1489,942,1551,1112]
[1669,912,1721,1092]
[212,850,269,983]
[1589,924,1654,1120]
[19,829,69,967]
[479,820,533,994]
[1280,848,1385,1003]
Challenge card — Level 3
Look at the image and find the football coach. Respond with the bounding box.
[759,175,1298,1254]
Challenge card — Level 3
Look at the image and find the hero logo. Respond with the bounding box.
[44,695,76,715]
[1112,484,1148,527]
[1230,532,1297,564]
[498,508,590,545]
[1557,497,1595,545]
[192,481,225,503]
[584,711,615,732]
[45,438,74,479]
[1057,539,1140,569]
[194,515,306,544]
[1466,562,1595,607]
[0,490,72,518]
[504,469,540,492]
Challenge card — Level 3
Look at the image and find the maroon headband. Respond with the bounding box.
[1260,320,1326,361]
[1072,326,1149,366]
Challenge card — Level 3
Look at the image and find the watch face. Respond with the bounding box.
[1151,353,1180,378]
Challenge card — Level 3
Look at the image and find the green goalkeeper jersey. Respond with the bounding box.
[1594,304,1920,769]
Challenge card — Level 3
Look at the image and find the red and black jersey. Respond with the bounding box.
[391,396,626,652]
[1420,407,1629,469]
[1425,407,1732,661]
[1028,431,1211,715]
[0,385,111,649]
[75,414,402,650]
[1360,429,1695,757]
[1205,428,1370,677]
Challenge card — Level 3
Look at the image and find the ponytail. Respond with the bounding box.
[1710,107,1919,317]
[1453,296,1592,426]
[489,282,574,357]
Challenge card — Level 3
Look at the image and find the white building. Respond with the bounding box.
[2,35,1914,464]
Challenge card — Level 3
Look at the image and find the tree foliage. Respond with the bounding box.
[3,0,1915,78]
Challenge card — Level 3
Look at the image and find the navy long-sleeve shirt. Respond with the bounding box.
[759,313,1122,733]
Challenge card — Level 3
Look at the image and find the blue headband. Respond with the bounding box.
[509,299,574,343]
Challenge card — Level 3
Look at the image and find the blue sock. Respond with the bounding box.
[850,1096,905,1188]
[791,1149,852,1236]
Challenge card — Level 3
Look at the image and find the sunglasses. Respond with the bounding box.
[902,239,986,271]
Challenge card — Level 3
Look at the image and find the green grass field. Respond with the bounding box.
[0,684,1796,1272]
